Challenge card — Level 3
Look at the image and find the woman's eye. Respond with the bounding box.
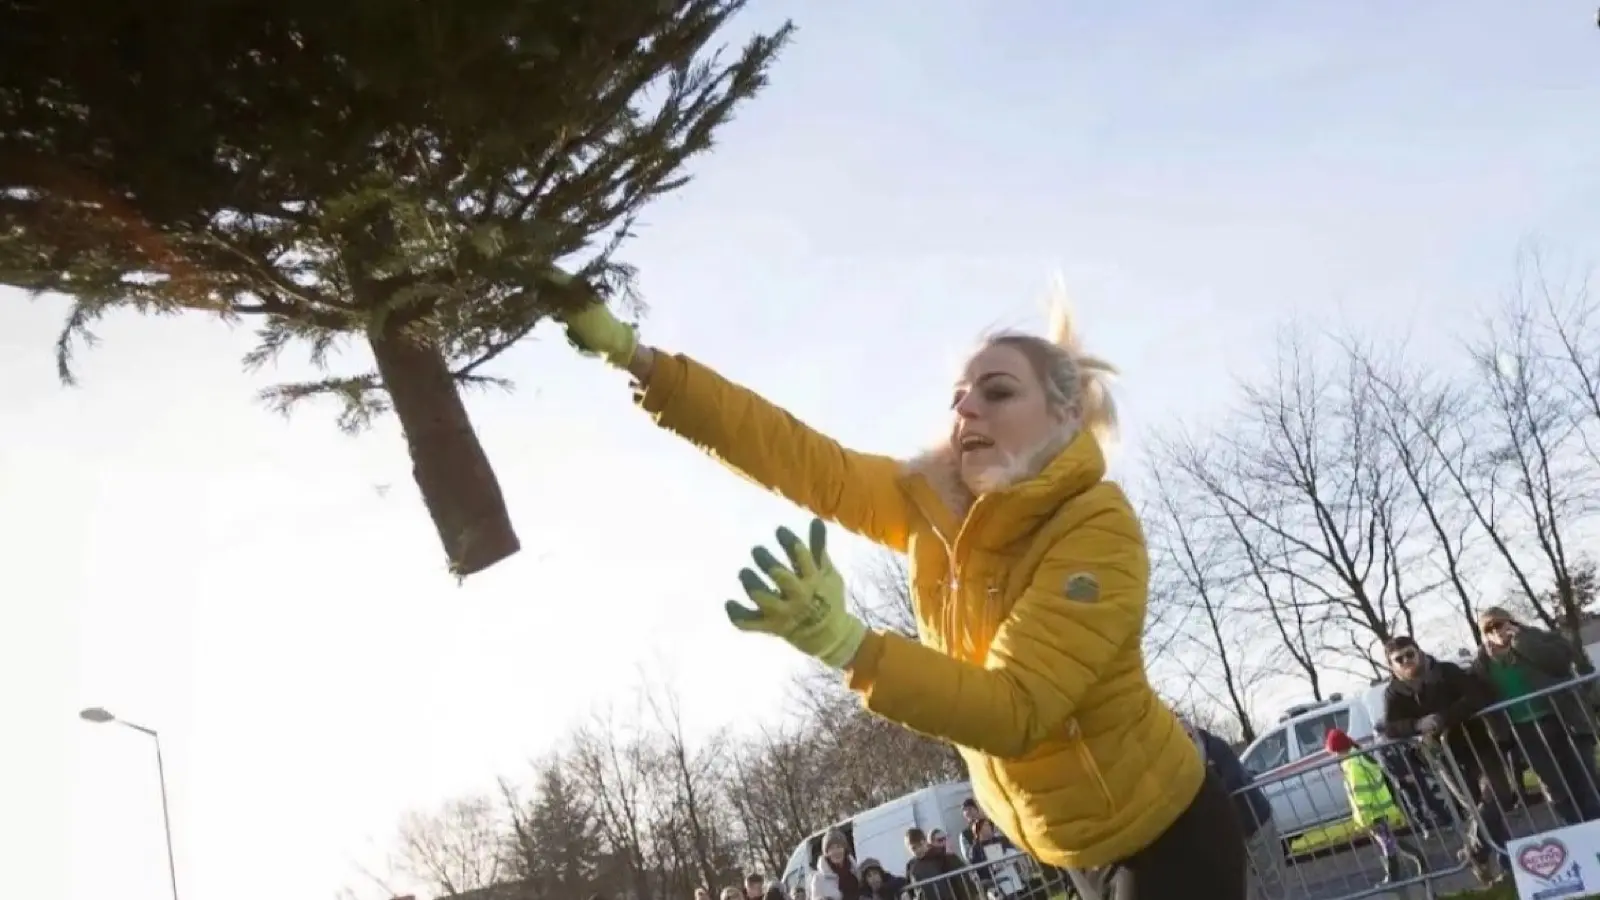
[950,390,966,409]
[983,387,1013,403]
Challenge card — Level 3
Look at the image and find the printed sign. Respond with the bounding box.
[1509,822,1600,900]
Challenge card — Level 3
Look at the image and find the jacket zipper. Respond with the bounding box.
[1073,737,1115,809]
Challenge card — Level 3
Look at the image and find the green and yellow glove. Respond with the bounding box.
[725,518,867,671]
[549,271,637,368]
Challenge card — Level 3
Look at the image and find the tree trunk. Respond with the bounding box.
[367,320,519,576]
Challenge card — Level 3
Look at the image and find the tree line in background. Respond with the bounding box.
[1143,252,1599,743]
[351,251,1600,900]
[345,558,959,900]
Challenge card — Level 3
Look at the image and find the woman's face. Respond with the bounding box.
[952,343,1062,493]
[825,845,846,864]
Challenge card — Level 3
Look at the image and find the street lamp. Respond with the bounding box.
[79,707,180,900]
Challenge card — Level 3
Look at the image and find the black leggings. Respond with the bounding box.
[1066,770,1247,900]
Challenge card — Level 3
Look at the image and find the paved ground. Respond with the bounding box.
[1279,836,1479,900]
[1278,804,1561,900]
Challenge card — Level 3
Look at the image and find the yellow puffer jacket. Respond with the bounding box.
[637,352,1204,870]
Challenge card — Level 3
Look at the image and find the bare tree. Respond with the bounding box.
[1167,696,1248,746]
[1520,252,1600,468]
[390,794,511,897]
[725,725,829,876]
[1174,331,1438,673]
[646,685,740,894]
[1467,274,1597,636]
[1346,342,1489,645]
[1153,428,1336,691]
[568,713,656,900]
[1143,463,1280,742]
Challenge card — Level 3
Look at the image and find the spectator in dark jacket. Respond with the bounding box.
[860,857,908,900]
[1380,634,1505,883]
[1181,719,1280,900]
[957,798,983,861]
[1471,607,1600,825]
[966,818,1027,898]
[904,827,975,900]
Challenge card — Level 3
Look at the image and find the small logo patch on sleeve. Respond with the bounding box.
[1064,572,1100,602]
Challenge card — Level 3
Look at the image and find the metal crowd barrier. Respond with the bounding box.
[1433,672,1600,866]
[890,672,1600,900]
[891,850,1074,900]
[1236,739,1470,900]
[1233,671,1600,900]
[890,741,1479,900]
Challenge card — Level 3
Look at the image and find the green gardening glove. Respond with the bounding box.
[550,272,638,368]
[725,519,867,670]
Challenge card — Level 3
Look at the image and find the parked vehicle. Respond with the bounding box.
[1240,640,1600,853]
[1238,686,1388,844]
[780,781,972,896]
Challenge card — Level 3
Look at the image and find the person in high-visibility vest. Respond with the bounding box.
[1326,728,1424,884]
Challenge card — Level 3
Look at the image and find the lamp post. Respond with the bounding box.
[79,707,180,900]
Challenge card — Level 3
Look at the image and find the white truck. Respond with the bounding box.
[780,781,974,896]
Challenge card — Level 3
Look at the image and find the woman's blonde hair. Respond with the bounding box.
[983,283,1119,450]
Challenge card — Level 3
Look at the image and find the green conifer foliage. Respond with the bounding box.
[0,0,792,575]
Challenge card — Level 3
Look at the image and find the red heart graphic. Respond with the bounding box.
[1519,840,1569,879]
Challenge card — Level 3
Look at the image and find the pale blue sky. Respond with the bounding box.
[5,3,1598,899]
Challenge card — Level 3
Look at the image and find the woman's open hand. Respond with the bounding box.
[725,518,867,670]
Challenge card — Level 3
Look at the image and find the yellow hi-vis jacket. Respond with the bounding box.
[1339,754,1405,829]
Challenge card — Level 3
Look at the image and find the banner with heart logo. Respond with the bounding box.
[1519,840,1569,880]
[1509,824,1599,900]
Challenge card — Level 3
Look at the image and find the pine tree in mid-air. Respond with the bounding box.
[0,0,792,576]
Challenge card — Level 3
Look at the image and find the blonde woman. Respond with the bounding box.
[558,295,1242,900]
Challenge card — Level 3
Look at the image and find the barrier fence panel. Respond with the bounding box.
[889,671,1600,900]
[1235,738,1472,900]
[1437,672,1600,872]
[892,850,1072,900]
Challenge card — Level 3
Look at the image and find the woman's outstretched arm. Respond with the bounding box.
[628,342,913,553]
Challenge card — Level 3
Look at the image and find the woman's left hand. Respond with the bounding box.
[725,518,867,670]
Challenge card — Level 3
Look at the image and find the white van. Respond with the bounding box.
[1238,685,1388,842]
[780,781,973,896]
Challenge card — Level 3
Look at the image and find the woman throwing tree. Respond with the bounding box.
[555,296,1246,900]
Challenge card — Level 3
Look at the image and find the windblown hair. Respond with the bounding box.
[903,283,1120,516]
[962,288,1121,491]
[988,290,1120,450]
